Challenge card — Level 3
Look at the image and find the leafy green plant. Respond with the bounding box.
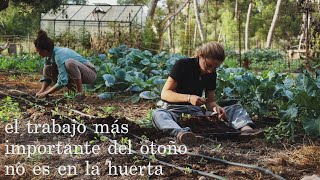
[101,106,117,115]
[120,137,130,146]
[95,45,185,101]
[216,67,320,140]
[243,48,284,63]
[0,55,42,72]
[137,109,154,128]
[184,167,192,174]
[64,91,77,100]
[0,96,21,122]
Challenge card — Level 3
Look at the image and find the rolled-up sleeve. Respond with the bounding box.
[40,76,52,84]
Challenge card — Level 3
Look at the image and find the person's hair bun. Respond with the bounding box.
[37,30,48,38]
[34,30,54,51]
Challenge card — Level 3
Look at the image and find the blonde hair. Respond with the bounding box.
[195,42,225,62]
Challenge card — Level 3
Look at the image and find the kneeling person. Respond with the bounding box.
[34,30,97,100]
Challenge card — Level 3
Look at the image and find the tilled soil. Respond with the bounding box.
[0,72,319,180]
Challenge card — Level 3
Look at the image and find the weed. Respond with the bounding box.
[64,91,77,100]
[184,167,192,174]
[149,154,157,163]
[25,152,43,164]
[0,96,21,122]
[101,106,117,114]
[120,137,130,146]
[137,109,153,128]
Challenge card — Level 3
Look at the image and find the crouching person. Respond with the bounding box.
[152,42,263,145]
[34,30,97,101]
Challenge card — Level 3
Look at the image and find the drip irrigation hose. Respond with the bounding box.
[130,133,286,180]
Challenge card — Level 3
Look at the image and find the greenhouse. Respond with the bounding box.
[40,4,146,36]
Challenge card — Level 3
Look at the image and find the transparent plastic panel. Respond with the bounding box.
[100,6,126,21]
[116,6,141,22]
[40,21,55,35]
[55,5,84,20]
[72,5,96,21]
[54,21,70,34]
[41,5,68,20]
[86,6,112,21]
[69,21,85,32]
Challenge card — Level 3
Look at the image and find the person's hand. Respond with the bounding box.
[213,105,227,120]
[189,95,206,106]
[36,90,44,97]
[36,91,48,98]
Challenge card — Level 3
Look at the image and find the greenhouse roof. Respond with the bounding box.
[41,4,144,23]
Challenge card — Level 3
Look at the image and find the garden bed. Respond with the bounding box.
[1,72,319,179]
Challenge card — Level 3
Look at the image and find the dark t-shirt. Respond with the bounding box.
[166,57,217,104]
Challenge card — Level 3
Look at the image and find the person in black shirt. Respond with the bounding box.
[152,42,263,145]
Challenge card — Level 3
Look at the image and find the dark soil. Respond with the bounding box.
[0,72,319,180]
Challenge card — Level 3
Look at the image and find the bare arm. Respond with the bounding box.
[38,82,50,93]
[205,90,218,110]
[206,90,226,119]
[161,77,206,106]
[36,84,62,98]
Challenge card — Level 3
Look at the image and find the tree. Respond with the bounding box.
[0,5,41,35]
[245,1,252,51]
[193,0,204,43]
[144,0,189,52]
[265,0,282,48]
[0,0,77,13]
[147,0,160,21]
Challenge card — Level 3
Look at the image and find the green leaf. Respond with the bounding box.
[141,59,151,66]
[139,91,159,100]
[143,50,153,57]
[150,63,158,68]
[281,104,298,119]
[128,85,143,92]
[153,78,166,85]
[103,74,116,87]
[131,94,141,103]
[283,77,294,88]
[115,69,126,80]
[302,116,320,137]
[97,92,114,100]
[256,82,275,101]
[293,91,313,108]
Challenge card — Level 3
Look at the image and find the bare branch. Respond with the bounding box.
[162,0,190,33]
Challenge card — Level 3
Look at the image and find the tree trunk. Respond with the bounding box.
[298,13,306,50]
[147,0,159,21]
[158,0,190,51]
[234,0,238,20]
[161,0,190,32]
[193,0,204,43]
[0,0,9,12]
[265,0,282,49]
[193,24,197,48]
[245,2,252,52]
[167,20,174,52]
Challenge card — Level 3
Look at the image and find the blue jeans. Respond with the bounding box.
[152,103,254,136]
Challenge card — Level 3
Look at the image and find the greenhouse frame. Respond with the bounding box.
[40,4,146,36]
